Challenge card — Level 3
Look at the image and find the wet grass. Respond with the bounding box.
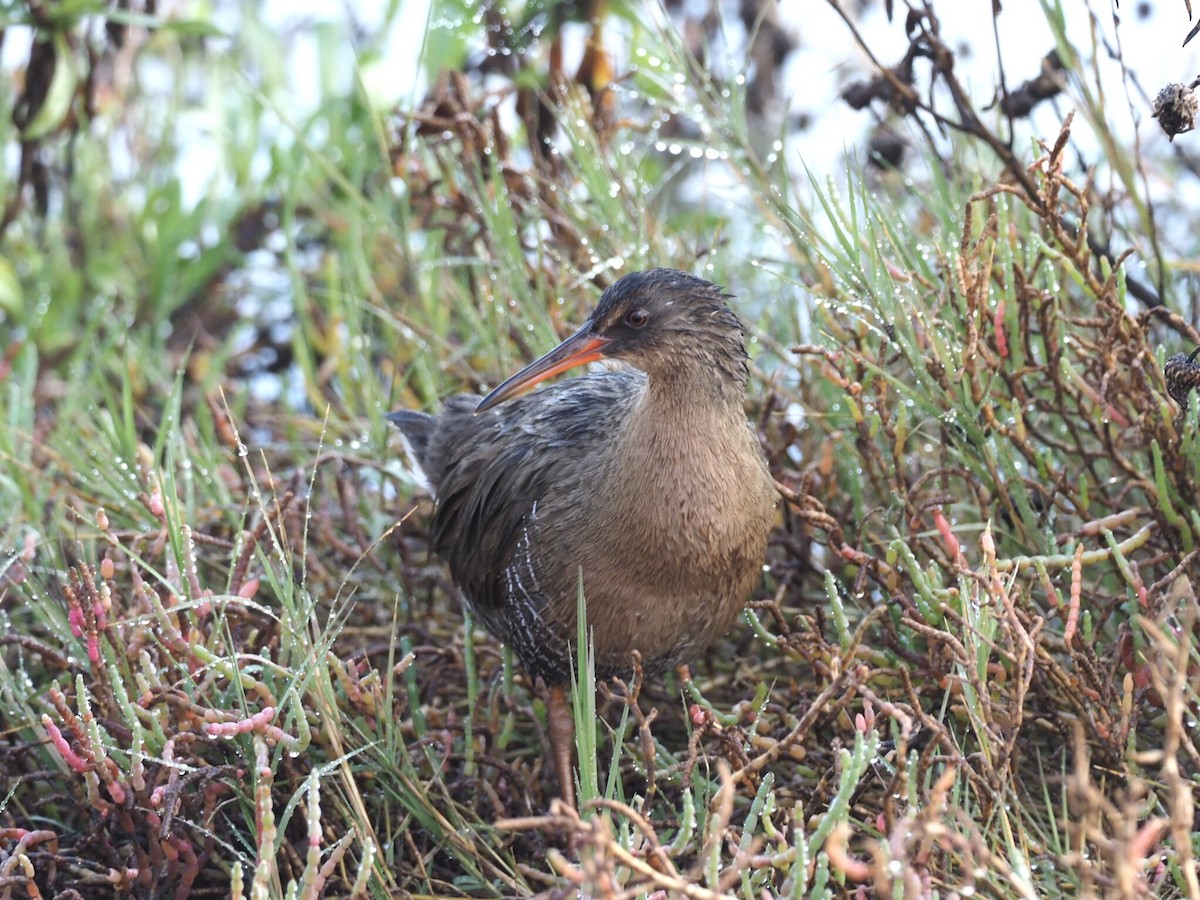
[0,1,1199,897]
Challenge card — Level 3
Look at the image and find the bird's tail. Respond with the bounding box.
[386,410,437,493]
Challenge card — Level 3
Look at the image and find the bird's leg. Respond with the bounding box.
[547,684,576,808]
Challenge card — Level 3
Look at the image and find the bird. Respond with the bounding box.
[388,268,779,806]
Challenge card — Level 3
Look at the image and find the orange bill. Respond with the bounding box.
[476,323,612,412]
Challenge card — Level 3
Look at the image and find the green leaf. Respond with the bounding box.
[21,33,78,141]
[0,256,22,316]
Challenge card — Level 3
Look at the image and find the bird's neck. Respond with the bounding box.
[614,360,755,468]
[645,374,746,424]
[638,342,751,417]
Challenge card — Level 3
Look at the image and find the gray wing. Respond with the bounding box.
[423,370,642,615]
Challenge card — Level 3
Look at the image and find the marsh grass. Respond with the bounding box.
[0,1,1198,897]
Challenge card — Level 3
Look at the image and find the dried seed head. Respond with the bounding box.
[1152,81,1200,141]
[1164,346,1200,408]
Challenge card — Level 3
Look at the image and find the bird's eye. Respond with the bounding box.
[625,308,649,328]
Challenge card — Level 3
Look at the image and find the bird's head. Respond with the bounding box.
[476,269,749,412]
